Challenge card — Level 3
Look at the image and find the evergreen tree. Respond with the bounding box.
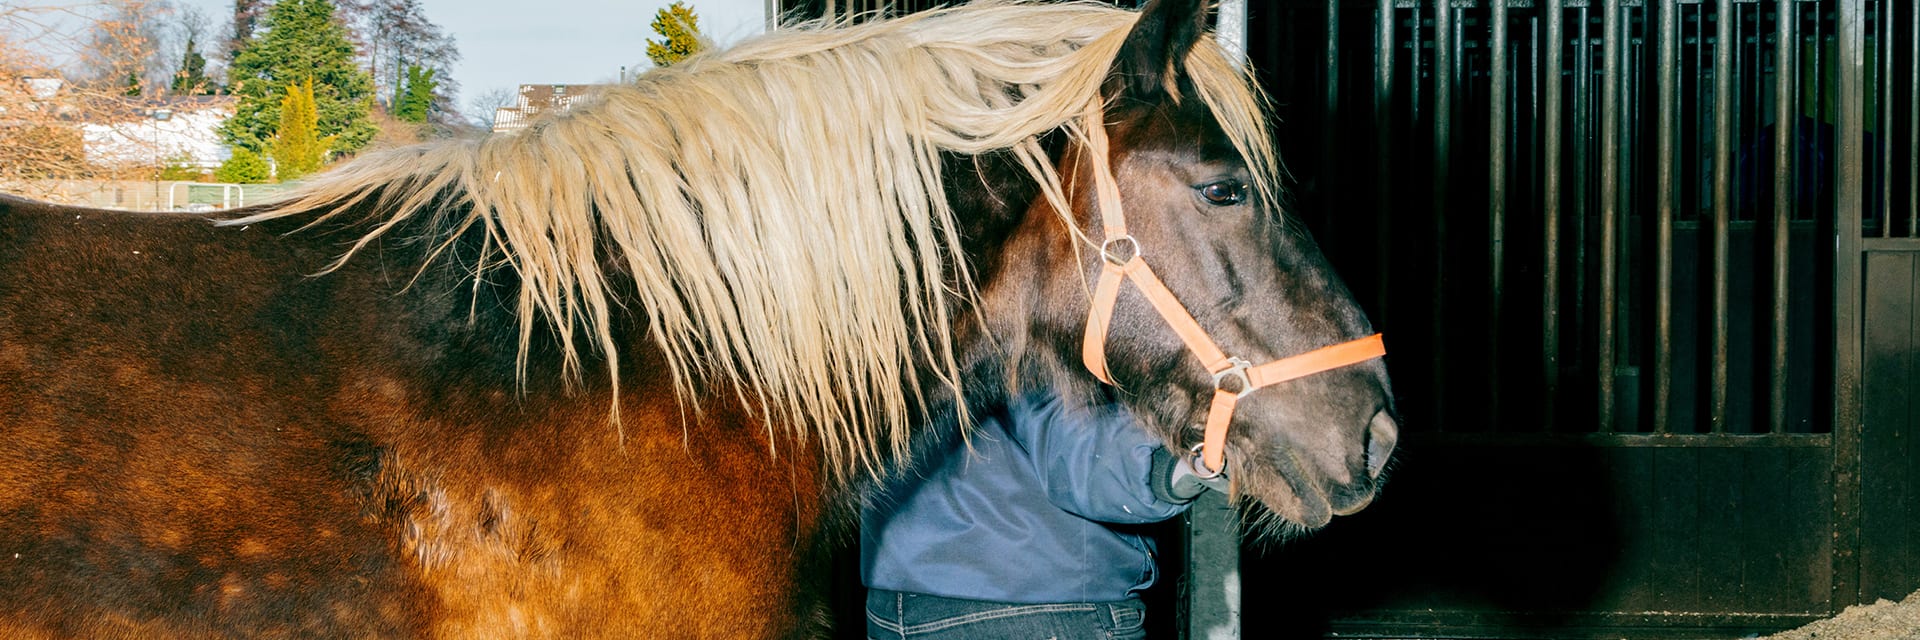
[215,147,272,183]
[124,70,143,97]
[171,34,211,95]
[392,65,437,123]
[645,2,703,68]
[270,77,335,181]
[220,0,377,155]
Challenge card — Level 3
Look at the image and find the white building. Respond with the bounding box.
[80,97,236,170]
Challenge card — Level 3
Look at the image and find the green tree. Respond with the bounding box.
[170,34,212,95]
[271,78,336,181]
[220,0,377,155]
[644,2,703,67]
[215,147,272,183]
[392,65,438,123]
[124,70,142,97]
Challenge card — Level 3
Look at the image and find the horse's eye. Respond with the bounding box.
[1197,180,1248,207]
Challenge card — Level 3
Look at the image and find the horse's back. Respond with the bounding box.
[0,196,434,637]
[0,196,840,638]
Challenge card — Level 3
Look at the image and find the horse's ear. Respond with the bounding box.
[1107,0,1212,102]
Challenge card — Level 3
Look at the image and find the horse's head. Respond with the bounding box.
[976,0,1396,534]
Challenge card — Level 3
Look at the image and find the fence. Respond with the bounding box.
[0,180,291,212]
[1246,0,1918,637]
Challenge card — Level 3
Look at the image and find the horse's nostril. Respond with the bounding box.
[1365,409,1399,480]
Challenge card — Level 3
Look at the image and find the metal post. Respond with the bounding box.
[1374,0,1395,327]
[1543,0,1564,430]
[1181,492,1240,640]
[1831,0,1867,609]
[1770,0,1797,434]
[1598,0,1623,433]
[1217,0,1248,63]
[1489,0,1510,425]
[1710,0,1735,433]
[1654,0,1679,434]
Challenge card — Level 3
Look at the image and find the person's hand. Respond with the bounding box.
[1150,445,1229,503]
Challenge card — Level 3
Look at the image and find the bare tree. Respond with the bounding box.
[465,86,515,131]
[163,4,218,94]
[1,5,170,195]
[77,0,175,95]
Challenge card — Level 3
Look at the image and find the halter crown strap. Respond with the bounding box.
[1076,100,1386,473]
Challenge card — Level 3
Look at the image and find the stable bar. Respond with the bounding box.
[1598,0,1622,433]
[1375,0,1394,324]
[1710,0,1733,433]
[1830,0,1867,610]
[1433,0,1454,430]
[1489,0,1509,424]
[1770,0,1795,434]
[1179,492,1239,640]
[1572,4,1592,429]
[1877,0,1893,237]
[1542,0,1564,431]
[1654,0,1678,434]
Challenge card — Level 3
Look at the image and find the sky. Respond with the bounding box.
[174,0,771,114]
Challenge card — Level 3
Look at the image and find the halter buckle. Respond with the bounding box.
[1100,235,1140,267]
[1188,441,1226,479]
[1212,357,1254,397]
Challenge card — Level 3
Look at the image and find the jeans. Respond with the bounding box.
[865,589,1147,640]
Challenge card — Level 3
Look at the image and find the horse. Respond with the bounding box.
[0,0,1397,637]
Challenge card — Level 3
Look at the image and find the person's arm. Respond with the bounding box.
[1002,393,1197,524]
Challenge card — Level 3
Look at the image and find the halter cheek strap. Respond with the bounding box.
[1076,101,1387,474]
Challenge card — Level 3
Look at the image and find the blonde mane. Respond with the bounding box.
[238,1,1280,479]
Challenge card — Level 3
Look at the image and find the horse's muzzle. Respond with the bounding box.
[1331,409,1399,516]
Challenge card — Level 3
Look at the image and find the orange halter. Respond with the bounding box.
[1077,101,1387,474]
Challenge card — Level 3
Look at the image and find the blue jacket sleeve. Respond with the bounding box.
[1001,393,1191,524]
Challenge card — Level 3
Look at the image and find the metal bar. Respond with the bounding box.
[1876,0,1892,237]
[1323,0,1341,255]
[1654,0,1678,434]
[1543,0,1564,431]
[1831,0,1867,609]
[1218,0,1248,63]
[1432,0,1453,430]
[1375,0,1395,325]
[1573,4,1592,429]
[1770,0,1796,434]
[1912,0,1918,236]
[1489,0,1509,427]
[1598,0,1622,434]
[1710,0,1734,433]
[1180,492,1240,640]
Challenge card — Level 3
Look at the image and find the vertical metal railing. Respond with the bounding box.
[1489,0,1509,423]
[1542,0,1564,431]
[1770,0,1798,434]
[1653,0,1678,434]
[1375,0,1395,328]
[1709,0,1734,433]
[1431,0,1454,431]
[1228,0,1914,444]
[1598,0,1623,434]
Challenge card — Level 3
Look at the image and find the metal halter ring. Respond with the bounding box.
[1188,441,1227,479]
[1212,357,1254,397]
[1100,235,1140,267]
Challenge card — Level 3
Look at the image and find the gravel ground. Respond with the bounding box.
[1754,590,1920,640]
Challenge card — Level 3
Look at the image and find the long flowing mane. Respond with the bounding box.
[236,1,1280,479]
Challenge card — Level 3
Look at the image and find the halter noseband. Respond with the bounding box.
[1077,101,1387,474]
